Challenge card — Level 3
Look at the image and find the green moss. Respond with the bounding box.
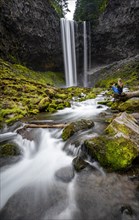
[105,120,133,136]
[0,142,20,157]
[85,92,96,99]
[47,107,57,113]
[84,136,138,171]
[38,97,50,111]
[63,101,71,107]
[5,114,24,125]
[62,123,75,141]
[55,93,68,99]
[118,99,139,112]
[62,119,94,141]
[56,104,65,110]
[96,61,139,89]
[99,0,109,13]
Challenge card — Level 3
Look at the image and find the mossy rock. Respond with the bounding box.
[118,98,139,112]
[72,156,88,172]
[38,97,50,111]
[105,112,139,138]
[62,119,94,141]
[84,136,138,171]
[56,103,65,110]
[85,92,96,99]
[0,142,20,157]
[29,109,39,115]
[47,106,57,113]
[63,101,71,107]
[55,93,68,99]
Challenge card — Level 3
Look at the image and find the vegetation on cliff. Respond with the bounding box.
[50,0,69,17]
[95,60,139,91]
[74,0,108,24]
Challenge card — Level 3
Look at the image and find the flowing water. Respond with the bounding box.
[60,19,91,88]
[0,94,139,220]
[60,18,77,87]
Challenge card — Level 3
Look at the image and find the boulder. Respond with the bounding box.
[62,119,94,141]
[0,142,20,157]
[84,136,138,171]
[72,156,89,172]
[105,112,139,146]
[84,112,139,171]
[55,166,75,183]
[118,98,139,112]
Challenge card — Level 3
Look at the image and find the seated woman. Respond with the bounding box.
[117,78,123,95]
[112,78,123,95]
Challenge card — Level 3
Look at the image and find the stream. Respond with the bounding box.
[0,93,139,220]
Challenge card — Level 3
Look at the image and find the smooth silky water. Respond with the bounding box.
[0,94,139,220]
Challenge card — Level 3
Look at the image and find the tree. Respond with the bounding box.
[51,0,70,17]
[74,0,108,24]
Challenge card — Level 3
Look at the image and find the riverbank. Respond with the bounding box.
[0,58,99,127]
[1,56,139,128]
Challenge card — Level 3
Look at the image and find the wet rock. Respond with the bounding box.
[0,156,21,168]
[84,136,138,171]
[72,156,89,172]
[0,183,68,220]
[74,173,139,220]
[17,127,39,141]
[105,112,139,146]
[0,142,21,157]
[55,165,75,183]
[84,112,139,171]
[62,119,94,141]
[118,98,139,112]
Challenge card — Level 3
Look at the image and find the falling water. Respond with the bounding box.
[83,21,88,87]
[88,22,92,71]
[61,18,92,88]
[60,18,77,87]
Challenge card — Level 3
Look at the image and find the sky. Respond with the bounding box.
[65,0,77,20]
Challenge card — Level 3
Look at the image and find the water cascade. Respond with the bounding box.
[83,21,87,87]
[61,19,92,87]
[60,18,77,87]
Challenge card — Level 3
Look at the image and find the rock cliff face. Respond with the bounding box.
[91,0,139,65]
[0,0,63,71]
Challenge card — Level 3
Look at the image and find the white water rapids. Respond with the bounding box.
[0,93,139,220]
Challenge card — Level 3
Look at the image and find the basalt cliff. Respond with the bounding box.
[0,0,63,71]
[91,0,139,65]
[0,0,139,71]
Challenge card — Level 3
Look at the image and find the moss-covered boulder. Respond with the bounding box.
[62,119,94,141]
[83,112,139,171]
[38,97,50,111]
[84,136,138,171]
[0,142,20,157]
[118,98,139,112]
[105,112,139,145]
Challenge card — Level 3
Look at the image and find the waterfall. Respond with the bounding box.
[88,22,92,71]
[61,19,92,88]
[83,21,87,87]
[60,18,77,87]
